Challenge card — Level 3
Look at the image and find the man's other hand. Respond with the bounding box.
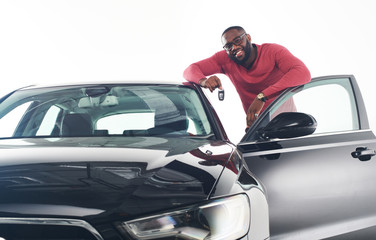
[246,98,265,127]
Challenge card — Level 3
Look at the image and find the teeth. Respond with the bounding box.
[235,51,242,57]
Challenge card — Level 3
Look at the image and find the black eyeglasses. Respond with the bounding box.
[223,33,246,51]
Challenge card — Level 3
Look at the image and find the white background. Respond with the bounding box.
[0,0,375,143]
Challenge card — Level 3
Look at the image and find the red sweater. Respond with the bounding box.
[183,43,311,113]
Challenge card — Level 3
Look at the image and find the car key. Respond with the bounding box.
[218,89,225,101]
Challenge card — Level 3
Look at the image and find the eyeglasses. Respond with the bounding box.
[223,33,246,51]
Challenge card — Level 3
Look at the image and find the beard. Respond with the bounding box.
[228,40,252,65]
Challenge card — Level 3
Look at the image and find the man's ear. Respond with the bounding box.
[246,34,251,42]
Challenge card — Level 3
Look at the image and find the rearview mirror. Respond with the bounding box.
[258,112,317,140]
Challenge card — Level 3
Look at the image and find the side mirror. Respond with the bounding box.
[258,112,317,140]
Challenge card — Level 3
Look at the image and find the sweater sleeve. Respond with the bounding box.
[262,45,311,98]
[183,52,226,84]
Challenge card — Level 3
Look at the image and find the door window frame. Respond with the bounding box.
[241,75,367,143]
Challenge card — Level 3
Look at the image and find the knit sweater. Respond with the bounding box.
[183,43,311,113]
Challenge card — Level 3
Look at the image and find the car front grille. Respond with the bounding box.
[0,218,103,240]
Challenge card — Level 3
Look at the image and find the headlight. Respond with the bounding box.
[116,194,250,240]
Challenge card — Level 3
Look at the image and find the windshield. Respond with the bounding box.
[0,84,213,139]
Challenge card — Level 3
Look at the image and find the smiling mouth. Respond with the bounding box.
[234,50,243,58]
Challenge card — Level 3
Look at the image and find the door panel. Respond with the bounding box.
[242,131,376,239]
[239,76,376,239]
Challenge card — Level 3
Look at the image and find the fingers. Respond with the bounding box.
[246,112,257,127]
[246,98,265,127]
[203,76,222,92]
[247,112,258,127]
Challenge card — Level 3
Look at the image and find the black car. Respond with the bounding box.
[0,75,375,240]
[0,82,269,240]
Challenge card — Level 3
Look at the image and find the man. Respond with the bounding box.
[183,26,311,129]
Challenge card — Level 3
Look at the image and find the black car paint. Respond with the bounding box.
[0,137,234,216]
[0,134,257,239]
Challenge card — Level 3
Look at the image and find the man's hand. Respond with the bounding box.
[246,98,265,127]
[198,76,223,92]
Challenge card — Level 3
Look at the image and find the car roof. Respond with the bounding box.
[19,80,192,90]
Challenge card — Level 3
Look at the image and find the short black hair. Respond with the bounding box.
[222,26,245,36]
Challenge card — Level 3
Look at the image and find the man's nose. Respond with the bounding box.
[231,44,241,51]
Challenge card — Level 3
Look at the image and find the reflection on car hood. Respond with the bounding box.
[0,137,234,222]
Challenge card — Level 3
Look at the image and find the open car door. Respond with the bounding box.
[238,75,376,239]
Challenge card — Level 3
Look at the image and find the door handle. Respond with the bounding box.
[351,147,376,161]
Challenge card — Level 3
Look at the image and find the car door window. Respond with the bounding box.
[268,77,359,134]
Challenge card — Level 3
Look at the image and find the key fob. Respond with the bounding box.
[218,89,225,101]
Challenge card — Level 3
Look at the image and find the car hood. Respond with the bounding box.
[0,137,234,222]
